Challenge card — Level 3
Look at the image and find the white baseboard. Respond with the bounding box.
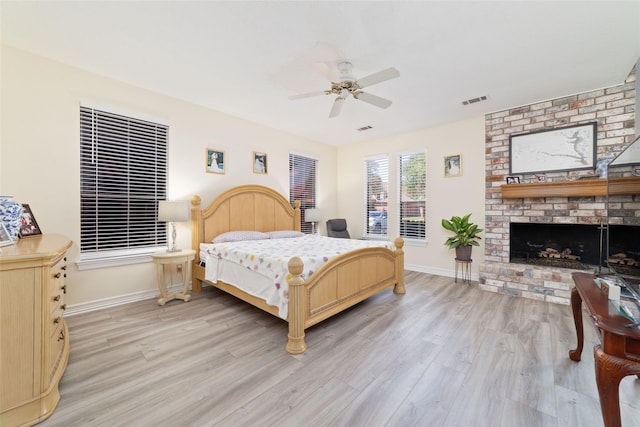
[65,283,189,316]
[66,263,477,316]
[405,263,478,281]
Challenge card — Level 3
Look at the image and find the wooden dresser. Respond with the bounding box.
[0,234,72,426]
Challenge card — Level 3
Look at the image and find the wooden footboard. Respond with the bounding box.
[285,237,405,354]
[192,237,405,354]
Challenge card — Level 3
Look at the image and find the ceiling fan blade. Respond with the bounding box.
[354,91,392,109]
[288,90,328,100]
[354,67,400,89]
[328,97,345,118]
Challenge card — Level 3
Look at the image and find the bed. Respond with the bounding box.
[190,184,405,354]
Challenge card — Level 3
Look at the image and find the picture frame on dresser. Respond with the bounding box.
[509,122,597,174]
[18,204,42,237]
[0,223,14,246]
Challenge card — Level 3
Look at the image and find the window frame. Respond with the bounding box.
[398,150,427,242]
[289,152,318,234]
[365,155,389,238]
[77,105,168,270]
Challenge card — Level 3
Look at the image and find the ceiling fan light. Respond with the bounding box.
[340,88,349,99]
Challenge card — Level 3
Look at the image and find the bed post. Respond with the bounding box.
[393,237,406,294]
[286,256,307,354]
[191,195,203,292]
[293,200,301,232]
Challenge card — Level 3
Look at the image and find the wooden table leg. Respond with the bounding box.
[569,287,584,362]
[594,345,640,427]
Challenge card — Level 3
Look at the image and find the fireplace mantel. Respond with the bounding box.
[501,176,640,199]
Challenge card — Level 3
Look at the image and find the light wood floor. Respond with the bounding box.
[41,272,639,427]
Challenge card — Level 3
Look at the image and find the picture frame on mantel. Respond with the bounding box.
[509,122,597,175]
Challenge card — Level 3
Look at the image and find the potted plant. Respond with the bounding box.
[441,213,483,260]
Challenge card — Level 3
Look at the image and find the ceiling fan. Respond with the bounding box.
[288,61,400,118]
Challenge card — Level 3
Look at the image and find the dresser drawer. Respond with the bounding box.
[48,321,66,377]
[49,256,67,314]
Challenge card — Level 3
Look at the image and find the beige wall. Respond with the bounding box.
[0,46,338,308]
[336,117,486,277]
[1,45,487,310]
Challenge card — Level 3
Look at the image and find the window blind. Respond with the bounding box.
[399,151,426,240]
[80,106,168,253]
[366,156,388,236]
[289,153,317,234]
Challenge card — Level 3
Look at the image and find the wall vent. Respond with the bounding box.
[357,125,373,131]
[462,95,488,106]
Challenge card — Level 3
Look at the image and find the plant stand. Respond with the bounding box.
[455,258,472,284]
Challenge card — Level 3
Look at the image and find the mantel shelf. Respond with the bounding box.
[500,176,640,199]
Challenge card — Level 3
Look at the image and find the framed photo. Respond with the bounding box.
[206,148,225,174]
[0,222,15,247]
[253,151,267,174]
[506,176,520,184]
[510,122,596,174]
[444,154,462,177]
[19,204,42,237]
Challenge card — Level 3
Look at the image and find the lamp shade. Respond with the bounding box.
[158,200,189,222]
[305,208,321,222]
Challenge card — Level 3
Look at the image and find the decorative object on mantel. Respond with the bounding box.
[506,176,520,184]
[595,152,615,179]
[0,196,22,240]
[510,122,597,175]
[442,213,483,261]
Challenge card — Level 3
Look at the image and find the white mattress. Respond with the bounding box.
[199,235,393,319]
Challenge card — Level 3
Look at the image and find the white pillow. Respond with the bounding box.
[266,230,305,239]
[212,231,270,243]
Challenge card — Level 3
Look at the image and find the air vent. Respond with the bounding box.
[462,95,488,106]
[357,125,373,131]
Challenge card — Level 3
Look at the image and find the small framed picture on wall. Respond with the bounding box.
[253,152,267,174]
[206,148,225,174]
[444,154,462,177]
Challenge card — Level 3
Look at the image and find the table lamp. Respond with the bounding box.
[305,208,321,235]
[158,200,190,252]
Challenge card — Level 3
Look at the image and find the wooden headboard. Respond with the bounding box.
[191,185,301,256]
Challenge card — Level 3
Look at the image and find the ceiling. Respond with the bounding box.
[2,1,639,146]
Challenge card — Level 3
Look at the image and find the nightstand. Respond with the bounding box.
[151,249,196,305]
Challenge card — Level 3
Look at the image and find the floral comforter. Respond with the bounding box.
[201,235,393,319]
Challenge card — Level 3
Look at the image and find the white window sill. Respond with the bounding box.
[76,246,166,270]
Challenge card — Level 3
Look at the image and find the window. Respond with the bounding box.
[80,106,168,263]
[399,151,426,240]
[366,156,388,236]
[289,153,317,234]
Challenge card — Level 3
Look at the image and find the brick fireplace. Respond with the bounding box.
[479,66,637,305]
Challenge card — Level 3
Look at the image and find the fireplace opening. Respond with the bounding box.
[510,223,640,273]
